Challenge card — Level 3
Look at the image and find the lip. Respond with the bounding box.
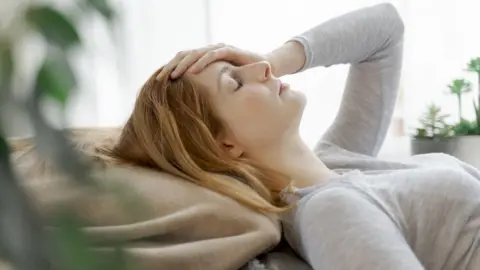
[278,80,290,95]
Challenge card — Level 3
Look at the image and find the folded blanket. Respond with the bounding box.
[7,127,282,270]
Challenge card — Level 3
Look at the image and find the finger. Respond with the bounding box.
[158,43,226,79]
[189,46,237,73]
[156,51,188,80]
[170,50,203,78]
[171,43,225,77]
[181,43,226,73]
[187,50,219,74]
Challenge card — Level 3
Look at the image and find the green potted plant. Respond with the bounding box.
[447,78,472,122]
[411,103,455,155]
[449,58,480,169]
[466,57,480,129]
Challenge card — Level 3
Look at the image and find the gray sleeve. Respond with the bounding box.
[290,3,404,156]
[298,187,425,270]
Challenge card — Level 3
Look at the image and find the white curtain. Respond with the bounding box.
[75,0,480,157]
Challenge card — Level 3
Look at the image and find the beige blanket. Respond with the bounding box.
[6,128,281,270]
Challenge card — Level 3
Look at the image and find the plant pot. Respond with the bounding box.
[410,138,456,155]
[451,135,480,169]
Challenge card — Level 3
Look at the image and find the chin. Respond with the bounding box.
[290,89,307,110]
[283,90,306,131]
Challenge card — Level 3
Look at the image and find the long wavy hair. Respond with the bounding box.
[109,67,292,213]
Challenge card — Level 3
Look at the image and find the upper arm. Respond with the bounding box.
[317,29,404,156]
[287,3,405,156]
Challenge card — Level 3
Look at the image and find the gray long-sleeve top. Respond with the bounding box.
[280,3,480,270]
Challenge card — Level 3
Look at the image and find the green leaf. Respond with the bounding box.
[35,51,76,105]
[0,134,9,160]
[447,78,472,95]
[53,213,130,270]
[84,0,115,21]
[26,6,81,49]
[415,128,427,138]
[417,103,453,138]
[467,57,480,73]
[454,119,478,136]
[475,100,480,126]
[53,213,98,270]
[97,245,130,270]
[0,42,13,98]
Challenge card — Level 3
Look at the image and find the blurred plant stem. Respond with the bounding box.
[0,1,118,269]
[0,127,53,269]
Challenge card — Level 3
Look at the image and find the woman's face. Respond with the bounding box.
[188,60,306,157]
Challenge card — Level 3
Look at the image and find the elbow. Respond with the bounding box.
[380,2,405,43]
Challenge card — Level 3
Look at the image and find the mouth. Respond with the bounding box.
[278,80,290,95]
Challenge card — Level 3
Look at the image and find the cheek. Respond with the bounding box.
[239,86,273,111]
[227,89,278,134]
[215,86,284,144]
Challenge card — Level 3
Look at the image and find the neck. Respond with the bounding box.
[249,134,337,188]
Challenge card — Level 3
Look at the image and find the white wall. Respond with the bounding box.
[208,0,405,148]
[12,0,479,157]
[402,0,480,127]
[115,0,210,124]
[64,0,210,129]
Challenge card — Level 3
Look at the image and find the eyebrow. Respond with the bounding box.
[217,65,230,91]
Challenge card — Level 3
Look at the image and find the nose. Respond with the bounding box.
[239,61,272,82]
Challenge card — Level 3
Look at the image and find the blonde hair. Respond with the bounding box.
[109,68,292,213]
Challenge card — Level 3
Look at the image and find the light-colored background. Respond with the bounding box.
[4,0,480,159]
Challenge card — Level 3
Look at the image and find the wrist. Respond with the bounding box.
[267,40,306,77]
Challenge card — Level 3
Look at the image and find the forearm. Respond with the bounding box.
[313,3,405,156]
[267,3,404,77]
[266,41,306,77]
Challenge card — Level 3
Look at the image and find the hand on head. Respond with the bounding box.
[157,43,267,80]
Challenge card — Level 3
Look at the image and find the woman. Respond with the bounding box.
[111,3,480,270]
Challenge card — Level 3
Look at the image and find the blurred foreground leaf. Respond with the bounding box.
[54,213,97,270]
[0,135,8,161]
[26,6,81,49]
[54,212,130,270]
[0,134,52,270]
[0,43,13,98]
[35,51,76,105]
[27,111,93,185]
[84,0,115,21]
[107,246,129,270]
[0,1,125,269]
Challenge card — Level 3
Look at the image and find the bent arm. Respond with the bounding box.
[268,3,405,156]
